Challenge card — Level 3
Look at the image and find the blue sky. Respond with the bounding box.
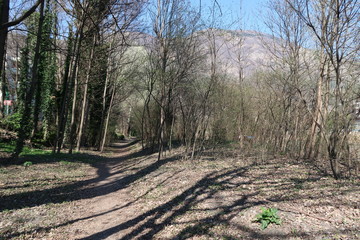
[190,0,268,31]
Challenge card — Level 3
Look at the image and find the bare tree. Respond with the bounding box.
[286,0,359,178]
[147,0,202,160]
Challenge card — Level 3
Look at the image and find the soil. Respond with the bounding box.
[1,141,359,239]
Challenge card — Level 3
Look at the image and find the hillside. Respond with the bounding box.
[130,29,277,78]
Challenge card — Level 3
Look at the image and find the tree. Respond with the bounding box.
[0,0,44,114]
[286,0,360,178]
[146,0,202,160]
[260,0,310,156]
[13,0,46,159]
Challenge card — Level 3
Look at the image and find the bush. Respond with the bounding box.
[23,161,33,168]
[1,113,22,131]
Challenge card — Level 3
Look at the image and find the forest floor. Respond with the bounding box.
[0,140,359,240]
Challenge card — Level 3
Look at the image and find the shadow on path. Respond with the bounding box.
[0,140,176,211]
[77,163,359,240]
[2,141,359,239]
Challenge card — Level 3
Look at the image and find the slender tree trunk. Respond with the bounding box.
[14,43,19,110]
[68,58,79,154]
[157,101,165,161]
[141,95,149,149]
[76,35,96,151]
[68,20,85,154]
[31,62,43,139]
[305,3,328,160]
[97,41,112,150]
[53,29,73,153]
[100,84,116,152]
[0,0,9,98]
[126,106,132,137]
[169,112,175,152]
[191,129,198,160]
[0,50,5,117]
[13,0,45,159]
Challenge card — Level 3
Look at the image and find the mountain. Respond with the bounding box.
[131,29,277,79]
[199,29,276,79]
[4,29,277,88]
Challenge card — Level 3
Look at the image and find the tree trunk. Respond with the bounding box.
[97,41,112,150]
[53,29,73,153]
[68,18,85,154]
[100,84,116,152]
[68,58,80,154]
[0,50,6,118]
[0,0,9,99]
[76,35,96,152]
[13,0,45,159]
[31,62,43,139]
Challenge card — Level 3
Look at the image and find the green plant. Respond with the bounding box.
[254,207,281,229]
[23,161,33,168]
[60,160,72,165]
[1,113,22,131]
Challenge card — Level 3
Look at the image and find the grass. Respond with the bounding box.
[0,141,103,166]
[0,142,16,153]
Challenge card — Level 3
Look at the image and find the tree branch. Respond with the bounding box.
[0,0,44,30]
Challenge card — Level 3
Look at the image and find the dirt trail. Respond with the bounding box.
[65,141,155,239]
[58,141,360,240]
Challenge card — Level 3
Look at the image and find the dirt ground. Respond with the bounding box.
[1,141,359,239]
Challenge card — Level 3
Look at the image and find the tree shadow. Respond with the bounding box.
[0,141,177,211]
[4,169,186,239]
[2,143,359,239]
[73,160,359,239]
[109,139,140,150]
[77,166,263,239]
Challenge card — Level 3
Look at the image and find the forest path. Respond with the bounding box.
[65,140,158,239]
[58,142,360,240]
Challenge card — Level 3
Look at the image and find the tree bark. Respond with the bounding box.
[13,0,45,159]
[0,0,9,113]
[100,84,116,152]
[68,13,86,154]
[53,29,74,153]
[76,35,96,151]
[97,40,113,150]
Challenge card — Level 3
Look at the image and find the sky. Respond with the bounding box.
[190,0,268,32]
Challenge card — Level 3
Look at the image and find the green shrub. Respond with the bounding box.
[1,113,22,131]
[23,161,33,168]
[254,207,281,229]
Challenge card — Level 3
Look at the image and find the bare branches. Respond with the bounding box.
[0,0,44,30]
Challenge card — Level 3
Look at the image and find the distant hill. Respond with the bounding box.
[130,29,278,80]
[198,29,277,78]
[5,29,277,84]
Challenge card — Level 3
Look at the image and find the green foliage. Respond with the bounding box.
[1,113,22,131]
[21,147,48,155]
[118,134,125,140]
[0,142,15,153]
[17,35,31,112]
[254,207,281,229]
[60,160,73,165]
[0,141,50,156]
[23,161,33,168]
